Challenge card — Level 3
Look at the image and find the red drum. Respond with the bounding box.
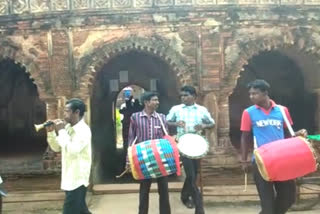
[254,137,318,181]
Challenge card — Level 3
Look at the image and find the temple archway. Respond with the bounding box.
[0,58,47,173]
[229,50,317,148]
[75,36,191,183]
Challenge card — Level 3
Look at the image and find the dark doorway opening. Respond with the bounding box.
[229,51,317,149]
[0,59,47,173]
[91,51,179,183]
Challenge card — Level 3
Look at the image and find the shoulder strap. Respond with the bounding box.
[157,113,168,136]
[278,105,295,137]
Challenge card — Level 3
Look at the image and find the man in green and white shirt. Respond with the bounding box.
[46,98,92,214]
[167,86,215,214]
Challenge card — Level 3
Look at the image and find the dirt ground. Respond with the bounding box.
[2,172,320,214]
[3,192,320,214]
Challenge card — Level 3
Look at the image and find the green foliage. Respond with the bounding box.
[116,109,122,128]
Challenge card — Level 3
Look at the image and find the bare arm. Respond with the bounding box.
[240,131,252,162]
[167,121,178,127]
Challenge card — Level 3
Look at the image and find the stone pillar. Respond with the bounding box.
[57,96,67,119]
[217,96,233,153]
[74,65,94,126]
[42,97,61,171]
[45,98,58,120]
[84,96,91,126]
[202,91,218,151]
[313,89,320,133]
[204,94,239,168]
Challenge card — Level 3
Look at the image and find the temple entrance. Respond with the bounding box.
[115,85,144,149]
[0,59,47,173]
[90,50,179,183]
[229,50,317,149]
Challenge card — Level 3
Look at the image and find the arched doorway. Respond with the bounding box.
[0,59,47,173]
[115,85,144,148]
[90,50,180,182]
[229,50,317,149]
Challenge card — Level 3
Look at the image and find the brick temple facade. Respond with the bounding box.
[0,0,320,183]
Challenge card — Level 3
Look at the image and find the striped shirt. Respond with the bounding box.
[128,110,168,146]
[166,103,215,138]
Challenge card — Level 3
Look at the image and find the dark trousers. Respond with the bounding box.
[253,163,296,214]
[63,185,91,214]
[181,157,204,214]
[139,176,171,214]
[0,195,2,214]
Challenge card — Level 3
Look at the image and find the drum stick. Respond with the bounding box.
[132,137,138,146]
[116,168,130,178]
[243,173,247,192]
[199,159,204,194]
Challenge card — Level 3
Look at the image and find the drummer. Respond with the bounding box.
[240,79,307,214]
[127,91,171,214]
[167,85,215,214]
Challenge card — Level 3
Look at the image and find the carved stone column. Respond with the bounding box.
[45,98,58,120]
[313,89,320,133]
[57,96,67,119]
[202,91,218,152]
[216,96,233,153]
[42,97,61,171]
[84,96,91,126]
[204,94,239,168]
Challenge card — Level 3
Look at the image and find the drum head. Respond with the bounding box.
[178,133,208,159]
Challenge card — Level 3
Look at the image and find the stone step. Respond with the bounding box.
[92,182,184,194]
[3,190,65,203]
[3,183,320,204]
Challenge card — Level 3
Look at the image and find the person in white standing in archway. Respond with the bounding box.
[46,98,92,214]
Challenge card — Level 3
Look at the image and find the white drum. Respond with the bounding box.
[178,133,209,159]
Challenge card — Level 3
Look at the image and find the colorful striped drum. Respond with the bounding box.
[128,137,181,180]
[254,136,318,181]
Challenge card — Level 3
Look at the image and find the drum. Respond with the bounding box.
[254,136,317,181]
[128,137,181,180]
[178,133,209,159]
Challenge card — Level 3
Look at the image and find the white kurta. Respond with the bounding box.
[47,119,92,191]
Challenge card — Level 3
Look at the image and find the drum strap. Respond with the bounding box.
[157,113,169,136]
[278,105,295,137]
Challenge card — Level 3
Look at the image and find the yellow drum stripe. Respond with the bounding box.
[299,137,318,170]
[128,147,139,180]
[254,149,270,181]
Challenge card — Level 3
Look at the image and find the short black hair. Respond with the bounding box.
[247,79,270,93]
[181,85,197,96]
[140,91,158,106]
[66,98,86,117]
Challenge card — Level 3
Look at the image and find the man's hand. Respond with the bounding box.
[194,124,204,132]
[55,119,66,131]
[45,122,55,132]
[125,162,131,173]
[295,129,308,138]
[240,160,251,173]
[176,121,186,128]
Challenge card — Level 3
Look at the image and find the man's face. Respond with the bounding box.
[180,91,195,105]
[248,87,267,105]
[64,104,78,124]
[145,96,159,110]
